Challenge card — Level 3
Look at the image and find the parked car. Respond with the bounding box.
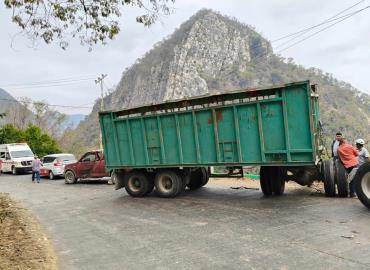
[40,153,77,179]
[64,150,112,184]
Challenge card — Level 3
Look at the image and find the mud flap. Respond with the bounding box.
[114,171,125,190]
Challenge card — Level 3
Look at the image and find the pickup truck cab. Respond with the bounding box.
[64,150,109,184]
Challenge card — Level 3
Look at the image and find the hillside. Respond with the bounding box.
[69,9,370,154]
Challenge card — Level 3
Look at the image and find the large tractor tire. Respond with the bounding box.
[124,171,153,197]
[155,170,184,198]
[335,159,348,197]
[187,167,209,190]
[260,167,285,196]
[322,160,336,197]
[354,163,370,209]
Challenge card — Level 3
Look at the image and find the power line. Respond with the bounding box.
[272,0,366,43]
[273,9,365,50]
[0,97,93,109]
[246,4,370,65]
[1,75,96,87]
[277,6,370,53]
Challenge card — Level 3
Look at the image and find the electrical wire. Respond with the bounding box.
[271,0,366,42]
[277,5,370,53]
[0,97,93,109]
[1,75,97,88]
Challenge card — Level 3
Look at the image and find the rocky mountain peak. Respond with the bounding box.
[105,9,272,110]
[70,9,370,153]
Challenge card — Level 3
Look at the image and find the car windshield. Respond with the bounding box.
[10,150,34,158]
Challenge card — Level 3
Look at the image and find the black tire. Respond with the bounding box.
[354,163,370,209]
[49,171,55,180]
[260,166,273,196]
[64,170,77,184]
[155,170,183,198]
[272,167,286,196]
[322,160,336,197]
[11,166,17,175]
[124,171,151,197]
[187,167,209,190]
[260,167,285,196]
[335,159,348,197]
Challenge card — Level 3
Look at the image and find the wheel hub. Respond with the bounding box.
[128,177,141,192]
[160,176,173,191]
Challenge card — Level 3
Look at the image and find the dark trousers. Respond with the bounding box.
[32,171,40,182]
[345,166,356,194]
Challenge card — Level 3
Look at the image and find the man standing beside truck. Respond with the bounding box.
[337,138,359,198]
[331,132,343,158]
[356,139,369,166]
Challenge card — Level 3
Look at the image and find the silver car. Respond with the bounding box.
[40,154,77,179]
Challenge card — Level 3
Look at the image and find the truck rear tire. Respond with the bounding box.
[322,160,336,197]
[260,167,285,196]
[155,170,183,198]
[187,168,209,190]
[335,159,348,197]
[260,167,272,196]
[124,171,152,197]
[354,163,370,209]
[273,167,286,196]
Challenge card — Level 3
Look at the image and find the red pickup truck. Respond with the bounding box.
[64,150,111,184]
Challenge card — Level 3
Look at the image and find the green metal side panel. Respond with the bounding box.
[197,110,217,163]
[237,104,262,163]
[99,81,319,169]
[178,113,197,164]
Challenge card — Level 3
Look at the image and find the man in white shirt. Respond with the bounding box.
[356,139,370,166]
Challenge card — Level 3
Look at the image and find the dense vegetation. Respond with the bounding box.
[0,124,62,157]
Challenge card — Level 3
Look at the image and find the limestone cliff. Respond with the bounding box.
[69,9,370,154]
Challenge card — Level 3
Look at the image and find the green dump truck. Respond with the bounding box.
[99,80,331,198]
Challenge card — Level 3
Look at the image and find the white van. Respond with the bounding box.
[0,143,35,174]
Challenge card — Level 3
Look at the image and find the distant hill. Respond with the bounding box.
[0,88,27,126]
[68,9,370,153]
[64,114,86,129]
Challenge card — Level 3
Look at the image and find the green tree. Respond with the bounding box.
[0,124,25,144]
[4,0,175,49]
[23,125,62,157]
[0,124,62,157]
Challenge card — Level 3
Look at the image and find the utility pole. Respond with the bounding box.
[95,74,107,150]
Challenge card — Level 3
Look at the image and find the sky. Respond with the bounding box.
[0,0,369,115]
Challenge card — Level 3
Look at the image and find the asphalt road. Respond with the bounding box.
[0,174,370,270]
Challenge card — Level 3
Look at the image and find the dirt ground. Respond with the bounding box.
[0,193,58,270]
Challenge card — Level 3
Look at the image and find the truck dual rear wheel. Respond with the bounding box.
[260,166,285,196]
[155,170,184,198]
[322,160,336,197]
[354,163,370,209]
[335,159,348,198]
[124,171,153,197]
[187,168,209,190]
